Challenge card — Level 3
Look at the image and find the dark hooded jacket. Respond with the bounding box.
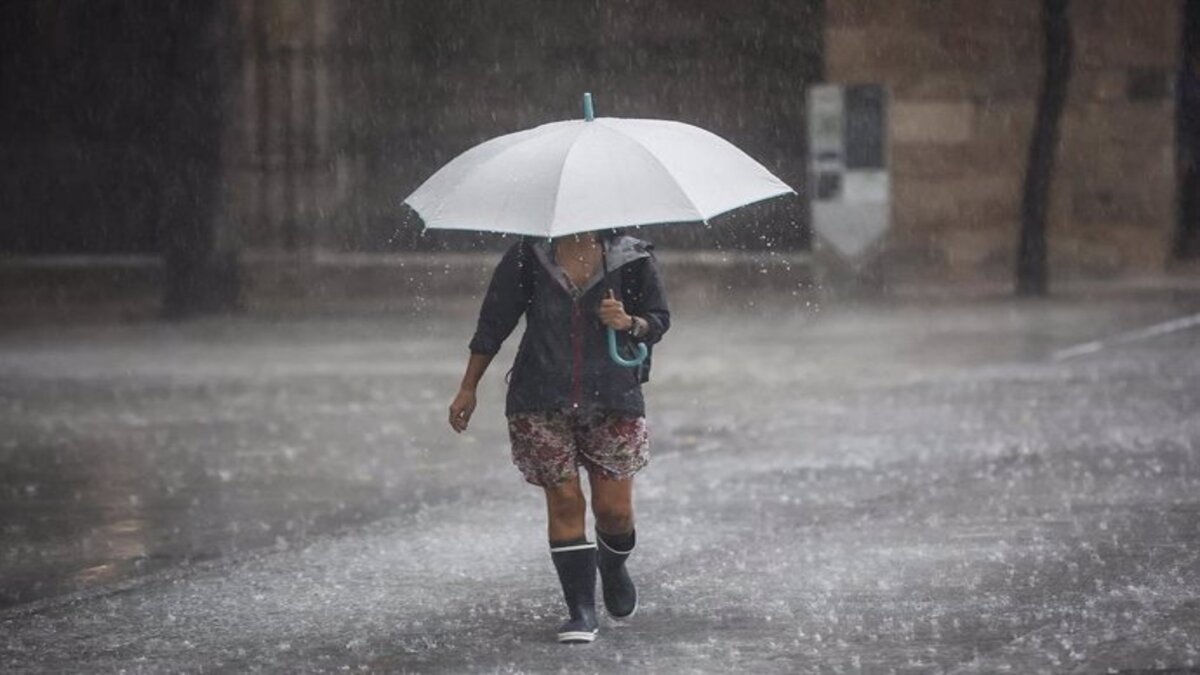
[469,235,670,417]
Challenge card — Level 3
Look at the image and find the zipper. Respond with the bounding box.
[570,299,584,408]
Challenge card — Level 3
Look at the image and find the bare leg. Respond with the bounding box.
[544,476,587,543]
[589,473,634,537]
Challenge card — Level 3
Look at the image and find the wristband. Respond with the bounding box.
[628,316,647,338]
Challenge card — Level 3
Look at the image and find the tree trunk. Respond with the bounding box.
[1016,0,1072,297]
[160,0,242,318]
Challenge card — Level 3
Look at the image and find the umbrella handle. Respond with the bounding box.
[607,327,648,367]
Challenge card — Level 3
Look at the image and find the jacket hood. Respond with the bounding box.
[529,235,653,296]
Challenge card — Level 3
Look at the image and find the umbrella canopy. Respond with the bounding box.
[405,115,794,238]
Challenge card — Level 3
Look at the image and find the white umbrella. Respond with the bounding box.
[404,94,795,238]
[406,94,795,367]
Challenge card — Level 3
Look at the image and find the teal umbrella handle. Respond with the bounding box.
[607,327,648,367]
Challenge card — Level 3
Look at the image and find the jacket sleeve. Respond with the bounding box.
[469,242,532,355]
[625,255,670,346]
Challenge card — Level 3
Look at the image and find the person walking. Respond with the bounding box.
[448,230,669,644]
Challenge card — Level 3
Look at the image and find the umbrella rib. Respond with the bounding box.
[420,130,536,225]
[426,140,522,228]
[498,123,586,235]
[595,121,707,222]
[428,123,581,232]
[546,124,588,238]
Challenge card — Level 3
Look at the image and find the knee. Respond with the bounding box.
[546,483,586,523]
[592,499,634,533]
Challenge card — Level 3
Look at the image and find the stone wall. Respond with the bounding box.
[825,0,1181,283]
[222,0,823,254]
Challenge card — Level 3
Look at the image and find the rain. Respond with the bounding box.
[2,1,1200,673]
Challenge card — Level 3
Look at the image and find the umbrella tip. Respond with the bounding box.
[583,92,594,121]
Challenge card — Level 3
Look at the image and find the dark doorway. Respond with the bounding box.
[1178,0,1200,259]
[0,3,164,254]
[0,2,228,257]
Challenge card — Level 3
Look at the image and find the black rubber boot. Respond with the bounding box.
[597,529,638,620]
[550,542,599,643]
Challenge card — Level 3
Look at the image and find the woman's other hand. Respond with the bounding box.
[449,388,477,433]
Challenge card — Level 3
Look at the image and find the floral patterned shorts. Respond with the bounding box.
[507,409,649,487]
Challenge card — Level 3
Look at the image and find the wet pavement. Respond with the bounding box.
[2,288,1199,673]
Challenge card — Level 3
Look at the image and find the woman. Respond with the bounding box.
[448,230,670,644]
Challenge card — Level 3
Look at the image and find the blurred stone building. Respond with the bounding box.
[826,0,1191,282]
[2,0,1196,303]
[222,0,820,255]
[207,0,1200,280]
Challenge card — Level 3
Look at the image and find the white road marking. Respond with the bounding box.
[1052,312,1200,361]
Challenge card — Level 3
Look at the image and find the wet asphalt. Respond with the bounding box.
[2,288,1199,673]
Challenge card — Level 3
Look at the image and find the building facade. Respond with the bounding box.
[3,1,1194,288]
[825,0,1187,283]
[221,0,822,255]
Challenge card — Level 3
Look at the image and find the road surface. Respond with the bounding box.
[2,289,1199,673]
